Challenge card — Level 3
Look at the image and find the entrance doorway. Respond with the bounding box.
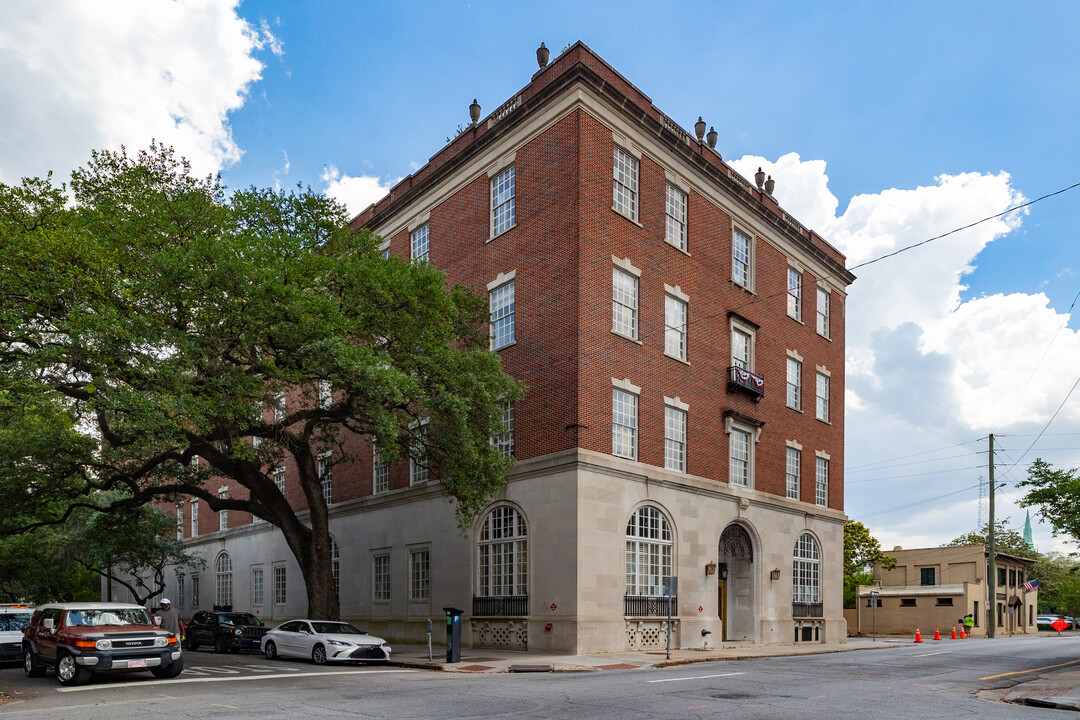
[718,524,755,642]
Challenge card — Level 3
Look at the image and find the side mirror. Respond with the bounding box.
[43,618,54,631]
[155,617,163,626]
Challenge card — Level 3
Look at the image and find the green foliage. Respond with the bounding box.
[843,522,895,609]
[0,144,523,618]
[944,521,1039,559]
[0,527,98,603]
[1019,459,1080,545]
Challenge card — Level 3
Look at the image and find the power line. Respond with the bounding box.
[849,181,1080,271]
[845,437,985,471]
[854,483,981,520]
[847,464,987,484]
[1000,372,1080,476]
[846,451,986,473]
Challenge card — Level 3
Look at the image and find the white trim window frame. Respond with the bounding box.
[218,487,228,532]
[410,421,429,486]
[816,370,830,422]
[612,383,639,461]
[489,279,515,350]
[477,506,528,597]
[613,145,639,221]
[665,182,687,251]
[664,292,687,361]
[817,286,831,338]
[625,506,672,597]
[787,266,803,321]
[215,552,233,608]
[190,499,199,538]
[272,393,286,423]
[273,466,286,495]
[372,553,391,603]
[251,566,264,608]
[732,227,753,289]
[490,400,515,459]
[786,445,801,500]
[410,224,430,263]
[725,415,760,489]
[612,266,639,340]
[318,379,332,409]
[409,548,430,602]
[318,451,333,506]
[176,503,184,540]
[664,402,687,473]
[373,445,390,494]
[793,533,820,604]
[491,165,515,238]
[730,316,757,372]
[815,454,829,507]
[786,355,802,410]
[273,565,287,606]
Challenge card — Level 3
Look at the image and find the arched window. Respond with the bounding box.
[331,538,340,601]
[793,533,820,604]
[477,506,527,597]
[215,552,233,608]
[625,506,672,597]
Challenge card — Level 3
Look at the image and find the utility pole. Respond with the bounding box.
[987,433,996,639]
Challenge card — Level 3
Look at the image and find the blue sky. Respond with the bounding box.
[2,0,1078,555]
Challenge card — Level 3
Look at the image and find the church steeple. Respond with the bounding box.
[1023,510,1035,550]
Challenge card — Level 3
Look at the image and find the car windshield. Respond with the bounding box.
[222,613,262,626]
[65,608,153,627]
[311,622,363,635]
[0,613,32,631]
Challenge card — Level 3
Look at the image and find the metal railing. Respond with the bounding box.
[472,595,529,616]
[728,366,765,400]
[625,595,677,617]
[792,602,823,618]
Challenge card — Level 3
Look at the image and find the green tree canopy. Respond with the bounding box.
[1018,459,1080,545]
[0,144,522,618]
[843,521,895,609]
[943,521,1039,559]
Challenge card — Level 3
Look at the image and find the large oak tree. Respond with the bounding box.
[0,144,521,618]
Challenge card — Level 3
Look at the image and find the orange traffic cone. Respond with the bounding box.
[960,627,966,639]
[933,626,941,640]
[951,626,958,639]
[914,626,923,643]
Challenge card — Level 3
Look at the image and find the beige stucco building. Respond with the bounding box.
[848,545,1037,637]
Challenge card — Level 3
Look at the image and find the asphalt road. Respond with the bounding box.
[2,636,1079,718]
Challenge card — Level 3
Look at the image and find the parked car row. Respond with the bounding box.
[8,602,392,687]
[1036,614,1076,628]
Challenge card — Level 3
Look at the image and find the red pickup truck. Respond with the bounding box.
[22,602,183,685]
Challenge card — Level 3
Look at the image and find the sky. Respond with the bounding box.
[2,0,1078,556]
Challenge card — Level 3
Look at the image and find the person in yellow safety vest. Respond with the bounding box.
[964,614,974,633]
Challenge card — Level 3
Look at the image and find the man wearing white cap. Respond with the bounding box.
[154,598,184,637]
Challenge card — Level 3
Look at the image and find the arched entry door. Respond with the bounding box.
[718,524,755,641]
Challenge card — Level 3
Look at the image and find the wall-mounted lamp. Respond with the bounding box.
[770,568,781,581]
[705,561,717,576]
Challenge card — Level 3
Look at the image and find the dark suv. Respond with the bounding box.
[185,610,267,653]
[22,602,182,685]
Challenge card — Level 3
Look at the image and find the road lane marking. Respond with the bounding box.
[56,668,416,692]
[647,672,743,683]
[913,651,950,657]
[980,658,1080,680]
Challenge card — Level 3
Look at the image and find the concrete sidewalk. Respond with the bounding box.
[387,635,910,674]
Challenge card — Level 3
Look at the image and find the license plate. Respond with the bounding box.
[127,659,147,668]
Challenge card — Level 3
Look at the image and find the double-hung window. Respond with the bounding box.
[190,499,199,538]
[816,371,830,422]
[815,455,829,507]
[318,452,333,505]
[252,567,264,607]
[732,227,752,288]
[816,287,830,338]
[732,328,752,370]
[491,165,515,237]
[612,386,638,460]
[410,224,429,263]
[612,266,639,339]
[664,402,687,473]
[218,487,228,531]
[787,266,802,321]
[665,183,687,251]
[489,280,515,350]
[373,554,390,602]
[176,503,184,540]
[273,566,286,605]
[410,422,429,485]
[491,401,515,458]
[730,429,751,487]
[665,293,687,361]
[613,146,639,221]
[410,549,430,602]
[786,446,801,500]
[373,446,390,494]
[786,356,802,410]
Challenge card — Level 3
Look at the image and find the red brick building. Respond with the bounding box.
[167,42,854,653]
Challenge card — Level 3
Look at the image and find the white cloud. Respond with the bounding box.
[320,165,396,219]
[0,0,278,183]
[733,153,1080,550]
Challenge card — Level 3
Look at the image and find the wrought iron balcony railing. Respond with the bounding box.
[728,366,765,401]
[472,595,529,616]
[792,602,823,618]
[625,595,677,617]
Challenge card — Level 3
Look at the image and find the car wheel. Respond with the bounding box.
[151,655,184,679]
[214,636,228,654]
[311,644,327,665]
[56,652,92,686]
[23,648,45,678]
[264,641,278,660]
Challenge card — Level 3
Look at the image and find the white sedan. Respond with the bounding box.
[261,620,391,664]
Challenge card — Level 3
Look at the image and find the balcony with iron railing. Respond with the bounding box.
[625,595,677,617]
[472,595,529,617]
[728,366,765,401]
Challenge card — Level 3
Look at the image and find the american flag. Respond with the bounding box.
[1023,579,1039,591]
